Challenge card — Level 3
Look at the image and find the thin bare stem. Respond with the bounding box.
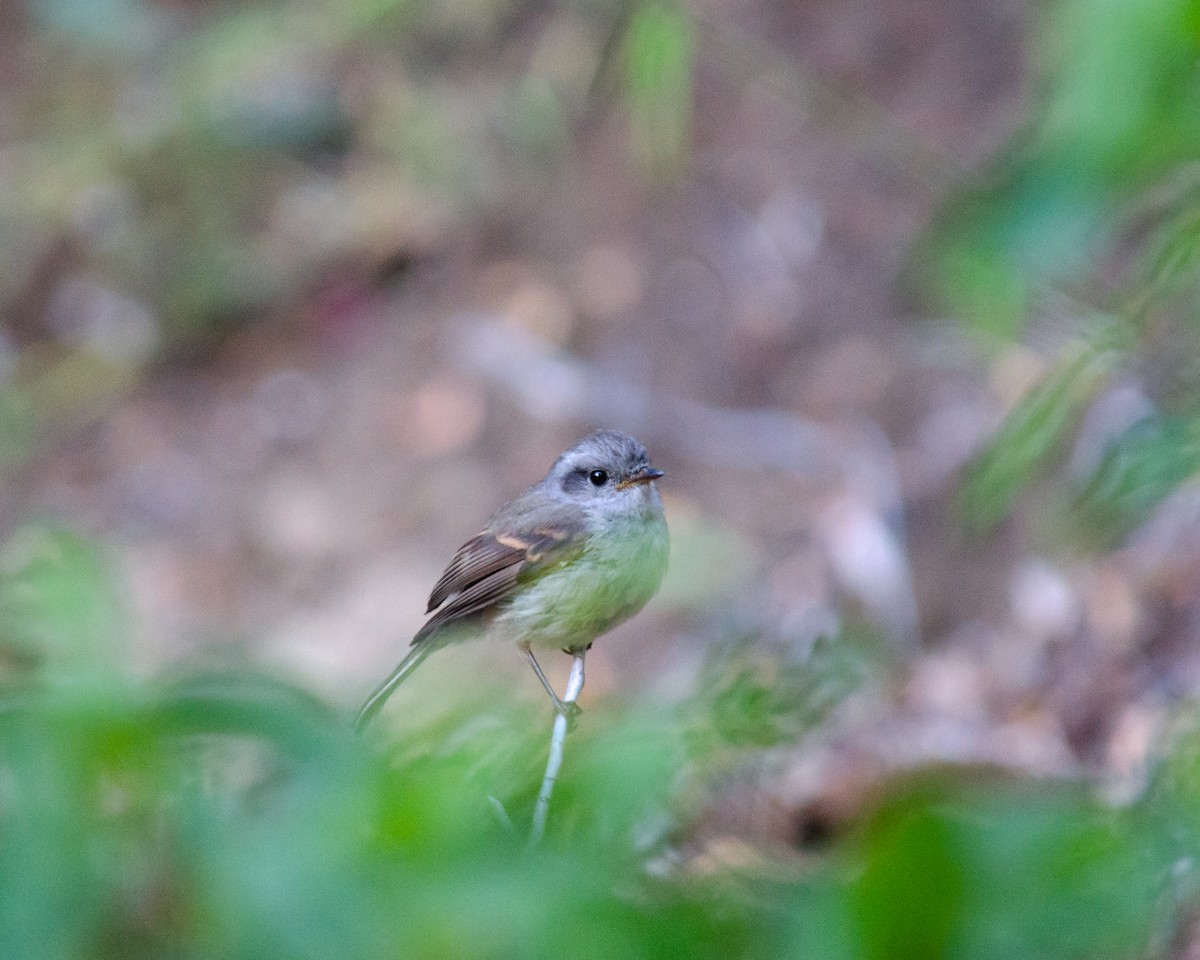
[529,652,586,844]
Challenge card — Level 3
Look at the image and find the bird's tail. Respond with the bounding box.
[354,642,435,734]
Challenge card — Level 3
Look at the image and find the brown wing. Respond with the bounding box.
[413,526,580,645]
[427,533,523,613]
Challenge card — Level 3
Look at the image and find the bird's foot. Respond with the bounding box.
[553,698,582,727]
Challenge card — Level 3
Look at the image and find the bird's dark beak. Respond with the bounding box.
[618,467,664,489]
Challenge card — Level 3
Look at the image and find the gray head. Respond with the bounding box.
[544,430,663,514]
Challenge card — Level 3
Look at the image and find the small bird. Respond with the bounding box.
[356,430,669,732]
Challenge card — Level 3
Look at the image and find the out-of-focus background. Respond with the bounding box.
[4,0,1200,956]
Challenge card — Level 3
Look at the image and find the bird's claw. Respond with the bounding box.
[555,700,582,726]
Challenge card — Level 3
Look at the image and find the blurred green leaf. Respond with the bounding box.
[958,343,1116,535]
[657,511,758,614]
[693,631,874,753]
[623,0,694,176]
[1139,189,1200,302]
[0,524,127,683]
[1072,413,1200,545]
[921,0,1200,337]
[1036,0,1200,182]
[853,789,969,960]
[848,779,1158,960]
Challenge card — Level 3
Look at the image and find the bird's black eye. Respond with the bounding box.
[588,469,609,486]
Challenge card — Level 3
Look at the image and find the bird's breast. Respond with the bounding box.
[497,515,668,649]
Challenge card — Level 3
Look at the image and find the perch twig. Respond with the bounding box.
[530,652,586,844]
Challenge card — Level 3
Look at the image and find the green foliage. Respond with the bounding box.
[958,342,1116,536]
[690,630,878,753]
[623,0,694,175]
[1,522,1197,959]
[849,779,1160,960]
[928,0,1200,544]
[0,524,127,679]
[1072,413,1200,544]
[923,0,1200,338]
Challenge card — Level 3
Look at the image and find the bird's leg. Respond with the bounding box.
[530,649,586,844]
[522,646,582,719]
